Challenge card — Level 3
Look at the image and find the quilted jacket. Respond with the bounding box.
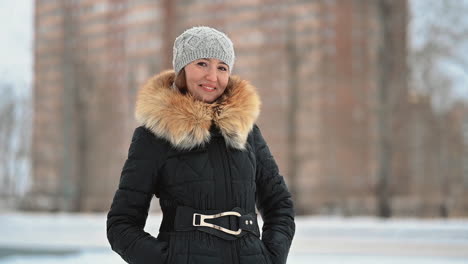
[107,71,295,264]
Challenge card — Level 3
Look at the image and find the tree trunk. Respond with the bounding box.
[376,0,398,218]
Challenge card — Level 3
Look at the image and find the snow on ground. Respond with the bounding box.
[0,213,467,264]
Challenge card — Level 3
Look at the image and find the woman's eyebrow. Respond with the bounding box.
[201,58,227,64]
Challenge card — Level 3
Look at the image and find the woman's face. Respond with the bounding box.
[184,58,230,103]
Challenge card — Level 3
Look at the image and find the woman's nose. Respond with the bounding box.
[205,66,217,82]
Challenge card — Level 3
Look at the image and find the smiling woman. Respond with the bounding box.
[107,26,295,264]
[183,58,230,103]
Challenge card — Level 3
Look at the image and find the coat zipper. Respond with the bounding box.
[224,145,233,208]
[222,144,239,264]
[220,141,232,208]
[215,136,239,264]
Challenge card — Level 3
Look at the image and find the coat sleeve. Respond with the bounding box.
[107,126,168,264]
[253,124,295,264]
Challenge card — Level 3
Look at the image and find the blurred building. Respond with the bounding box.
[405,94,467,216]
[26,0,467,216]
[448,101,468,216]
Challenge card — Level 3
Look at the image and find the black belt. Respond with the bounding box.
[160,206,260,241]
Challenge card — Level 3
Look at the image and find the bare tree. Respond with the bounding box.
[0,83,16,206]
[375,0,409,218]
[409,0,468,216]
[0,81,31,209]
[57,1,81,211]
[14,92,32,198]
[410,0,468,110]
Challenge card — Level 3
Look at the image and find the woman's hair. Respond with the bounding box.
[174,68,188,93]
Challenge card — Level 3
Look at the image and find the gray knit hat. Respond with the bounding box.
[172,26,235,75]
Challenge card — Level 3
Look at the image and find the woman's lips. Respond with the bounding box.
[199,84,216,92]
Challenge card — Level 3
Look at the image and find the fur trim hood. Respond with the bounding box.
[135,70,261,150]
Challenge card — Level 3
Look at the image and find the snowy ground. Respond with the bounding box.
[0,213,467,264]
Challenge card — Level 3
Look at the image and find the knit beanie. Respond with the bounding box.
[172,26,235,75]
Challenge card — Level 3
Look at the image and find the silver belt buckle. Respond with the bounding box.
[193,211,242,236]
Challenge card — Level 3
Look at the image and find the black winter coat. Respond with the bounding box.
[107,71,295,264]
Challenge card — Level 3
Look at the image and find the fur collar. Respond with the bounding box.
[135,70,261,150]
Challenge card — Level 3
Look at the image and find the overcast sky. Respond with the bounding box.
[0,0,33,88]
[0,0,466,99]
[410,0,468,102]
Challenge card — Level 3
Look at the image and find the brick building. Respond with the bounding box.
[28,0,458,216]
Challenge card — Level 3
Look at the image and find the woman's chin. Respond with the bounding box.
[196,94,220,103]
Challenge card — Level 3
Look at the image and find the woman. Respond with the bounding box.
[107,26,295,264]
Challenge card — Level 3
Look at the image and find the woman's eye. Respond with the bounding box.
[218,66,228,71]
[197,62,207,67]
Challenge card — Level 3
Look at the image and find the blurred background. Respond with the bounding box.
[1,0,468,263]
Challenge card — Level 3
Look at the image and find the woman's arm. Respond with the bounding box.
[253,124,296,264]
[107,126,167,264]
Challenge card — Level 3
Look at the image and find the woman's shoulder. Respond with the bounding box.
[132,125,171,149]
[249,123,263,138]
[247,123,262,146]
[133,125,155,140]
[247,123,272,152]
